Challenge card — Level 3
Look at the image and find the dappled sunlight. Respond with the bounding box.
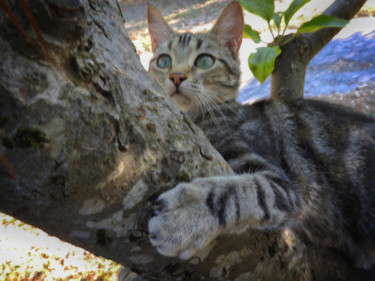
[0,213,121,281]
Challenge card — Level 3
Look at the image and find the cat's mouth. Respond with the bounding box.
[170,91,191,106]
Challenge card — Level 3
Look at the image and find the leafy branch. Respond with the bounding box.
[240,0,349,84]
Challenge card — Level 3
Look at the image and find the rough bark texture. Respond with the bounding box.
[0,1,373,280]
[271,0,367,101]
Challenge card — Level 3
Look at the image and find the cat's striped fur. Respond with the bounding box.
[147,1,375,269]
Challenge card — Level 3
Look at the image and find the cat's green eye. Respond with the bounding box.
[195,54,215,69]
[157,54,172,69]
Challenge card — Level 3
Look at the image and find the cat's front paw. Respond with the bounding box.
[148,182,221,259]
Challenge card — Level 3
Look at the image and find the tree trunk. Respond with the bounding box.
[271,0,367,101]
[0,1,373,280]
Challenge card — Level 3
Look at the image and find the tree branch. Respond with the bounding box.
[271,0,366,100]
[306,0,367,60]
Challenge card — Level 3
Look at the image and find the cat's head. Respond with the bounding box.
[147,1,244,117]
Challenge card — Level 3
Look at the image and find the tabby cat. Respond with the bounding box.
[147,1,375,269]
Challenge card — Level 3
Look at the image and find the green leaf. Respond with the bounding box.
[243,24,261,43]
[296,15,349,35]
[240,0,274,22]
[248,46,281,84]
[284,0,310,26]
[272,12,283,28]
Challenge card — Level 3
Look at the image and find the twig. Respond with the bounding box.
[0,152,16,180]
[0,0,54,65]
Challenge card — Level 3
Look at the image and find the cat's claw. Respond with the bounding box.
[151,198,166,215]
[152,198,166,209]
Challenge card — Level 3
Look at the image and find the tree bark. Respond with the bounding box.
[271,0,367,101]
[0,1,374,280]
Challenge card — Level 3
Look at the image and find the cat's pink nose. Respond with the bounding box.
[169,73,187,88]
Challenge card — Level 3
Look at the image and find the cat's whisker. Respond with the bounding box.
[198,94,229,126]
[211,81,238,89]
[185,85,223,127]
[200,94,224,127]
[195,94,221,127]
[204,89,242,119]
[192,94,206,122]
[185,88,208,120]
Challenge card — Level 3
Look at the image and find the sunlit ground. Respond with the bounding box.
[0,213,121,281]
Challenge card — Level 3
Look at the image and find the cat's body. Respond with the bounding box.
[196,99,375,268]
[146,1,375,269]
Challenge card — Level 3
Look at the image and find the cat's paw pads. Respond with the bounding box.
[148,183,219,259]
[148,213,199,259]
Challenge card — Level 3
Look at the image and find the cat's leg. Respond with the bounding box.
[148,171,301,259]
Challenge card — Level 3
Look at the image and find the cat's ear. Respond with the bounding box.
[147,5,173,52]
[211,1,244,53]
